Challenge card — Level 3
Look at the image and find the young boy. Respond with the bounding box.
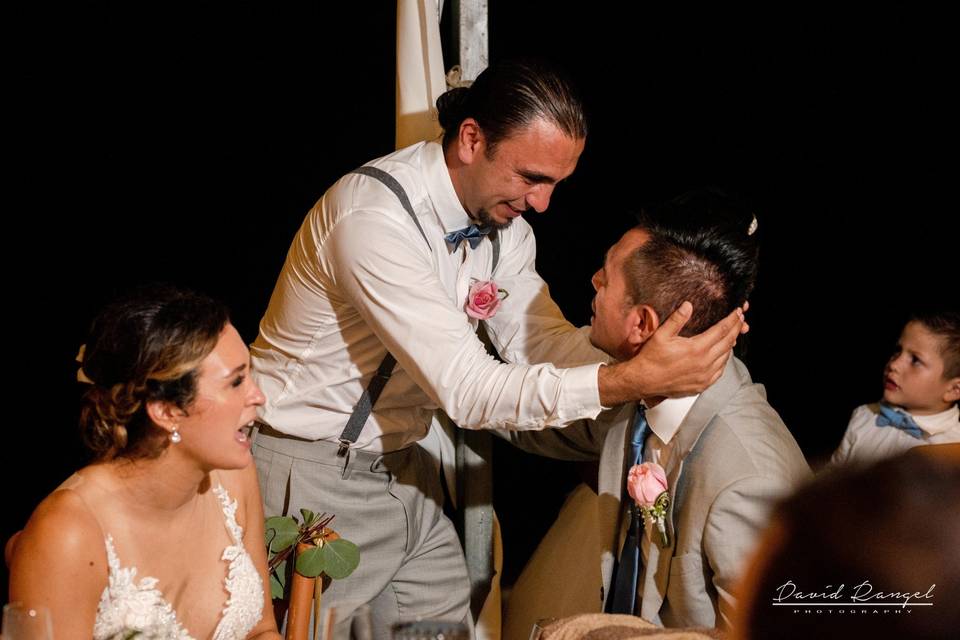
[831,311,960,467]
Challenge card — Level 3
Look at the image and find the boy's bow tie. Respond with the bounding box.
[875,403,924,439]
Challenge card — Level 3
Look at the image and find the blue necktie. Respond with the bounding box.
[444,224,492,250]
[608,405,650,615]
[876,403,924,439]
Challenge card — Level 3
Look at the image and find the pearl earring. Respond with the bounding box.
[170,428,182,444]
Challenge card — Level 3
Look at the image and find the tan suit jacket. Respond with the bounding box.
[503,357,810,635]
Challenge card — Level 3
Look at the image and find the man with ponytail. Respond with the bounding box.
[250,59,746,636]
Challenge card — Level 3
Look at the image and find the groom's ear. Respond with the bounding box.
[627,304,660,350]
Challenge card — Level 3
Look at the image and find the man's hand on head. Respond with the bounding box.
[597,302,744,406]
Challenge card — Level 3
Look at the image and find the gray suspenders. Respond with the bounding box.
[335,166,422,455]
[337,165,500,452]
[342,166,499,618]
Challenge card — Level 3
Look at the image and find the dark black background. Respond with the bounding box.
[5,2,955,599]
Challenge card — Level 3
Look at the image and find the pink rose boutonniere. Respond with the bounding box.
[626,461,671,547]
[465,279,509,320]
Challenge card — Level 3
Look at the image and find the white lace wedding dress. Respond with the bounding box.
[93,485,264,640]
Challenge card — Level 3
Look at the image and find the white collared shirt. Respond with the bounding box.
[830,403,960,467]
[642,394,701,470]
[639,395,699,567]
[250,141,603,452]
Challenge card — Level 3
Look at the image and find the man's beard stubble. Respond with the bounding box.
[476,208,514,231]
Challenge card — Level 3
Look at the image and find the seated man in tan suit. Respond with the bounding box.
[503,190,810,635]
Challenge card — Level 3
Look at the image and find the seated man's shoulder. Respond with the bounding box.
[707,360,797,446]
[694,392,809,486]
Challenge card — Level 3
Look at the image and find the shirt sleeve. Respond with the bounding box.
[484,220,612,368]
[829,405,866,468]
[495,417,609,460]
[326,209,603,430]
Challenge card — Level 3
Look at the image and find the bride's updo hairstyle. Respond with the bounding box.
[78,285,229,461]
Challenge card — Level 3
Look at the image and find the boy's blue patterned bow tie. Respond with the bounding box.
[444,224,492,250]
[875,403,924,439]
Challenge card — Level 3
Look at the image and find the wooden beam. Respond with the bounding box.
[451,0,488,82]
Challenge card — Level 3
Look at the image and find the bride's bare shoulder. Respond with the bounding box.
[16,467,106,554]
[8,467,115,634]
[8,467,109,604]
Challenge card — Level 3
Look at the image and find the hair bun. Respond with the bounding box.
[436,86,470,133]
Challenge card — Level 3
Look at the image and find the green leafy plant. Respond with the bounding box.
[264,509,360,600]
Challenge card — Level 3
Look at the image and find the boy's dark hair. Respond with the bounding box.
[911,310,960,379]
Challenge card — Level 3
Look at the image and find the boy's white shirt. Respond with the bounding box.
[830,403,960,468]
[913,404,960,435]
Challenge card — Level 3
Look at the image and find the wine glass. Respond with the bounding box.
[2,604,53,640]
[348,604,372,640]
[319,604,372,640]
[391,619,469,639]
[529,617,557,640]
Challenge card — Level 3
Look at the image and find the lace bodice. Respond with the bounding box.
[93,485,264,640]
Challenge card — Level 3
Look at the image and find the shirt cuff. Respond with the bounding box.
[560,362,604,421]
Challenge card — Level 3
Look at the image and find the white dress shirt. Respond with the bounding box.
[642,395,700,470]
[639,395,699,563]
[830,402,960,467]
[250,141,603,452]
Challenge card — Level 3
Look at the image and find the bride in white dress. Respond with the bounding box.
[9,286,281,640]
